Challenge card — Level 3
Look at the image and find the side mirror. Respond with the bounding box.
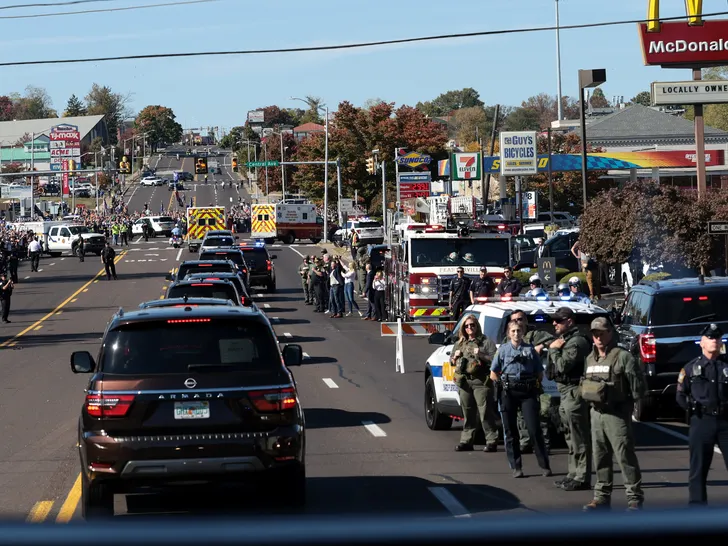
[165,273,173,281]
[428,332,446,345]
[71,351,95,374]
[270,254,278,259]
[282,344,303,367]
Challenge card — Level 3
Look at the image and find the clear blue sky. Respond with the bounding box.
[0,0,707,131]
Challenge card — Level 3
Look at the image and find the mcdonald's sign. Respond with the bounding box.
[639,0,728,66]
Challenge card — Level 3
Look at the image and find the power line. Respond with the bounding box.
[0,0,218,20]
[0,0,115,11]
[1,9,726,67]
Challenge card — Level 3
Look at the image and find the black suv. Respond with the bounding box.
[71,304,305,519]
[199,249,250,291]
[139,297,235,309]
[239,244,276,292]
[166,278,247,306]
[616,276,728,421]
[167,259,239,283]
[182,273,252,307]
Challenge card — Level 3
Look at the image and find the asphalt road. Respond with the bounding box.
[1,160,726,522]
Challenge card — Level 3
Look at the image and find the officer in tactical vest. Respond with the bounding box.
[581,317,646,512]
[299,256,312,305]
[547,307,592,491]
[676,323,728,506]
[452,314,499,452]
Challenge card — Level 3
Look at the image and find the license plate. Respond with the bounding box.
[174,401,210,419]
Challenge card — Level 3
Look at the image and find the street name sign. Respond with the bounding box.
[246,161,279,167]
[708,221,728,235]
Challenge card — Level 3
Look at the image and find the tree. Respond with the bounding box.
[11,86,55,119]
[219,126,245,150]
[257,132,298,193]
[85,83,132,145]
[363,97,386,110]
[589,88,610,108]
[416,88,484,117]
[296,96,324,125]
[14,133,31,147]
[64,94,87,117]
[503,94,580,131]
[134,105,183,151]
[630,91,651,107]
[0,96,14,121]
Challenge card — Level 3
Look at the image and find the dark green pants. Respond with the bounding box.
[558,383,592,484]
[458,377,499,445]
[591,403,643,503]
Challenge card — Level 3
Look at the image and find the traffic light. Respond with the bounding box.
[68,159,76,175]
[366,157,375,175]
[195,156,208,174]
[232,157,238,172]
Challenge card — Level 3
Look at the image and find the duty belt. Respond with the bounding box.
[557,378,581,386]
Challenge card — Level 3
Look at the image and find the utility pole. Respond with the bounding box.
[280,130,286,200]
[336,158,342,225]
[323,107,329,243]
[30,131,35,218]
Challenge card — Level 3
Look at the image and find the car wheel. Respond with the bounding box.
[310,238,320,244]
[81,474,114,520]
[632,395,657,422]
[425,377,452,431]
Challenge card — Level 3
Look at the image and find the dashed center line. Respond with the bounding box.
[49,263,56,266]
[283,332,293,338]
[263,303,271,309]
[322,378,338,389]
[362,421,387,437]
[24,276,30,280]
[428,487,471,518]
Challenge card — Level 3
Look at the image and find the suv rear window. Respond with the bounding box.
[200,251,245,268]
[184,274,247,298]
[177,263,234,279]
[167,282,238,302]
[203,236,235,247]
[101,321,279,374]
[650,289,728,326]
[158,216,174,223]
[358,222,381,229]
[240,248,268,264]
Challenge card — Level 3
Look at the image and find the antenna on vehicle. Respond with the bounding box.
[118,307,124,317]
[183,294,188,303]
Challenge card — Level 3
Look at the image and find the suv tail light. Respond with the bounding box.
[639,333,656,364]
[266,260,272,271]
[241,296,252,306]
[249,387,296,412]
[86,393,135,418]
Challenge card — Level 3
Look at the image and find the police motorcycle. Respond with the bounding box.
[169,225,183,248]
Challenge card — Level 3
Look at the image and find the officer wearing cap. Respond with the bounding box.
[581,317,646,512]
[546,306,593,492]
[676,323,728,506]
[469,267,495,303]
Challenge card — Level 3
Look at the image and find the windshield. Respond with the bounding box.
[410,238,510,267]
[68,226,90,235]
[650,290,728,326]
[358,222,381,229]
[203,237,234,247]
[177,263,235,279]
[101,321,279,374]
[167,283,239,302]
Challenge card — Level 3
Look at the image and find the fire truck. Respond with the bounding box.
[384,221,512,322]
[251,201,323,244]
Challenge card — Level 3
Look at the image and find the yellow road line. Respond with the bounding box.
[55,473,81,523]
[167,189,175,212]
[0,251,127,349]
[27,500,54,523]
[33,325,43,331]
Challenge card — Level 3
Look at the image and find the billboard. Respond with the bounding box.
[247,110,265,124]
[652,80,728,105]
[499,131,538,175]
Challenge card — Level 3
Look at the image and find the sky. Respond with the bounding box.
[0,0,712,132]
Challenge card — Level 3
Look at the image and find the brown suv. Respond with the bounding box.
[71,303,305,519]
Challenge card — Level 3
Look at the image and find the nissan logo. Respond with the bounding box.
[184,378,197,389]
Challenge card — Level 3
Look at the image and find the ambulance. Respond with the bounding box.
[186,206,226,252]
[251,202,323,244]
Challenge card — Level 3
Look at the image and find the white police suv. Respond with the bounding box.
[423,295,612,431]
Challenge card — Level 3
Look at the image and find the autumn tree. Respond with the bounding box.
[504,94,579,131]
[0,96,14,121]
[589,88,610,108]
[85,83,132,145]
[416,88,484,117]
[64,94,87,117]
[134,105,183,151]
[11,86,56,119]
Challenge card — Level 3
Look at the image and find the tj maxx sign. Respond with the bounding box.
[639,0,728,66]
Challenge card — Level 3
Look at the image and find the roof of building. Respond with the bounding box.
[585,105,728,147]
[0,115,105,145]
[293,122,325,133]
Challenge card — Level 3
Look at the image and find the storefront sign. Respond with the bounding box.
[652,80,728,104]
[499,131,537,175]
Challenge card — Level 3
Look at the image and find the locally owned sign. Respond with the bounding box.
[451,152,481,181]
[499,131,538,175]
[652,80,728,105]
[395,149,432,169]
[639,0,728,67]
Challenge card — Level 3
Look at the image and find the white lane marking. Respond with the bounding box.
[270,317,280,323]
[49,263,56,266]
[362,421,387,437]
[283,332,292,338]
[24,276,30,280]
[322,378,338,389]
[137,259,147,262]
[176,248,183,261]
[60,258,65,260]
[37,269,43,272]
[288,246,305,258]
[160,258,168,262]
[135,235,143,243]
[263,303,271,309]
[149,247,160,250]
[428,487,471,518]
[303,352,310,359]
[127,260,135,263]
[145,254,159,256]
[635,418,722,454]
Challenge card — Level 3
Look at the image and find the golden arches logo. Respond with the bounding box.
[647,0,703,32]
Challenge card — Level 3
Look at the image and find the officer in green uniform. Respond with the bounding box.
[547,307,593,491]
[581,317,646,511]
[503,310,555,453]
[452,314,499,452]
[299,256,312,305]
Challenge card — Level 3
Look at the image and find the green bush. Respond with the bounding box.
[641,272,672,282]
[514,267,570,287]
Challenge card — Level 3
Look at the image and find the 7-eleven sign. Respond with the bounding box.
[451,152,481,181]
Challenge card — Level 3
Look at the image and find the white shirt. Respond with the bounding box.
[29,240,42,252]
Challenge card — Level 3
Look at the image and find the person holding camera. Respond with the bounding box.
[452,315,499,453]
[490,320,552,478]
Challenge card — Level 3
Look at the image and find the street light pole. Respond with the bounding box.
[555,0,563,121]
[578,68,607,209]
[323,106,329,243]
[280,130,286,200]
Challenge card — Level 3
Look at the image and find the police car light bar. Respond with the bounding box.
[473,295,583,304]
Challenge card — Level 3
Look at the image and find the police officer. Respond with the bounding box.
[581,317,646,512]
[495,266,522,296]
[568,277,590,304]
[451,314,499,453]
[547,307,592,491]
[449,267,471,321]
[312,259,326,313]
[469,267,495,303]
[490,320,552,478]
[525,274,548,300]
[101,242,118,280]
[77,236,85,262]
[299,256,312,305]
[676,323,728,506]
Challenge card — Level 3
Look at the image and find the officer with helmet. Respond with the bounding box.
[677,323,728,505]
[525,274,548,300]
[568,276,591,303]
[557,283,570,298]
